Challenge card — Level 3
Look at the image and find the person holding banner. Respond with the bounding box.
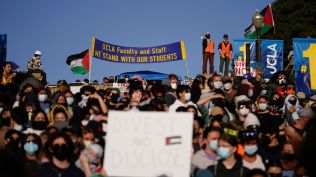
[202,32,215,75]
[218,34,233,76]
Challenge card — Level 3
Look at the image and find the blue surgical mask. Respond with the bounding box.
[258,103,267,111]
[244,145,258,156]
[209,140,218,151]
[217,147,231,159]
[24,142,39,155]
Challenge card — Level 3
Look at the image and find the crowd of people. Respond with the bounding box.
[0,51,316,177]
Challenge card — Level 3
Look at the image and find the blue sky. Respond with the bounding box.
[0,0,273,83]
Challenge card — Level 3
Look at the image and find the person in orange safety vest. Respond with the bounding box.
[218,34,233,76]
[202,32,215,75]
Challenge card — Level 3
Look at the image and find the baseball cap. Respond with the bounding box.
[34,50,42,56]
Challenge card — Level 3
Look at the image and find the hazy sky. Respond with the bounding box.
[0,0,273,83]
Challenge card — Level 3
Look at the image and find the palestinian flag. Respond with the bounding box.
[244,4,275,39]
[66,49,90,75]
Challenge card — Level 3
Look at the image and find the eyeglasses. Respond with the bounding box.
[26,140,35,143]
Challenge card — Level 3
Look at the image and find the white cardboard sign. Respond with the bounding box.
[104,111,193,177]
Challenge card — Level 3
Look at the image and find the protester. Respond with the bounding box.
[0,62,17,85]
[191,126,221,175]
[27,50,43,71]
[40,132,85,177]
[207,133,249,177]
[0,46,315,177]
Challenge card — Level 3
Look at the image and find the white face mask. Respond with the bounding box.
[142,84,147,91]
[224,83,232,91]
[38,94,48,102]
[66,97,74,105]
[171,83,177,90]
[258,103,267,111]
[261,90,267,95]
[309,101,315,107]
[83,140,93,148]
[184,93,191,101]
[213,81,223,89]
[264,78,270,83]
[239,107,250,116]
[14,124,23,131]
[248,89,253,97]
[81,120,89,126]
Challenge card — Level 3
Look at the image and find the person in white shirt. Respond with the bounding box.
[241,130,266,170]
[169,85,197,112]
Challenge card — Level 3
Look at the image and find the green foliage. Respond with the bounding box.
[263,0,316,73]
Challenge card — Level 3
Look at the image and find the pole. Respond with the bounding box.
[246,43,250,74]
[185,59,189,79]
[256,28,262,63]
[88,48,92,83]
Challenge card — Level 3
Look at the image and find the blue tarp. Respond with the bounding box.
[116,70,181,81]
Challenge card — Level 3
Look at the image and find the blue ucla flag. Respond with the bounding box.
[293,38,316,95]
[233,39,283,78]
[0,34,7,66]
[91,37,186,64]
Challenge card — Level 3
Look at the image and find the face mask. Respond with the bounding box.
[32,121,47,130]
[209,140,218,151]
[14,124,23,131]
[0,107,3,114]
[66,97,74,106]
[248,89,253,97]
[261,90,267,95]
[217,147,231,159]
[224,83,232,91]
[7,138,20,151]
[288,99,297,105]
[111,94,119,103]
[244,145,258,156]
[258,103,267,111]
[52,121,68,130]
[24,142,39,155]
[81,120,89,126]
[213,81,223,89]
[38,94,48,102]
[287,89,295,95]
[52,144,70,161]
[1,117,11,127]
[171,83,177,90]
[278,78,287,85]
[239,108,250,116]
[83,140,93,148]
[142,84,147,91]
[281,153,296,162]
[184,93,191,101]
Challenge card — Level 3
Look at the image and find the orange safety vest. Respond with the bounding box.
[220,42,232,58]
[205,40,214,53]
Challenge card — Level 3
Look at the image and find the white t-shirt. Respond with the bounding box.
[242,154,266,170]
[168,99,197,112]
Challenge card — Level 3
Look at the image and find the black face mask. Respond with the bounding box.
[288,99,297,105]
[1,117,11,127]
[282,153,296,161]
[32,121,47,130]
[269,173,282,177]
[110,94,119,103]
[7,138,20,151]
[52,144,70,161]
[311,106,316,114]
